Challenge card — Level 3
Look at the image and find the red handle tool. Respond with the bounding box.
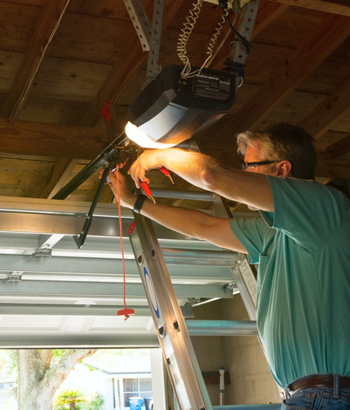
[140,180,156,204]
[139,167,174,204]
[158,167,174,184]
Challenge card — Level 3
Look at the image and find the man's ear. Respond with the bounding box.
[277,160,292,177]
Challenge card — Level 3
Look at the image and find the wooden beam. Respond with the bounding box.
[326,134,350,160]
[316,162,350,179]
[315,130,348,151]
[0,118,109,158]
[253,1,289,36]
[268,0,350,17]
[216,13,350,140]
[0,0,71,118]
[80,0,186,127]
[36,158,78,199]
[297,76,350,140]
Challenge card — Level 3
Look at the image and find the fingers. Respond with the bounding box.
[128,150,154,188]
[128,161,142,187]
[107,169,116,182]
[98,169,106,179]
[99,166,136,209]
[133,174,150,189]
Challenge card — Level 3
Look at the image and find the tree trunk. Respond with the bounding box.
[15,349,97,410]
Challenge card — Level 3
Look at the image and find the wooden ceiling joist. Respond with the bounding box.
[297,76,350,141]
[36,158,78,199]
[0,0,71,119]
[0,118,108,158]
[326,134,350,160]
[268,0,350,17]
[216,13,350,139]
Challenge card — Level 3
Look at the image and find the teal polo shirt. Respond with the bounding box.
[230,176,350,388]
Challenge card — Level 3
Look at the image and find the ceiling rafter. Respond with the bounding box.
[326,134,350,160]
[36,158,78,199]
[0,0,71,119]
[297,75,350,141]
[267,0,350,16]
[316,161,350,180]
[216,13,350,140]
[0,118,108,158]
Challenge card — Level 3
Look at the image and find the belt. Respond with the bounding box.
[283,374,350,399]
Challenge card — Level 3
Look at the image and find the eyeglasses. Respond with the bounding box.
[242,160,281,171]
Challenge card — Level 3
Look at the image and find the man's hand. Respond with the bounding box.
[128,149,166,188]
[100,168,135,209]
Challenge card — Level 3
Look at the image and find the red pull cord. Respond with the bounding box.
[115,160,134,320]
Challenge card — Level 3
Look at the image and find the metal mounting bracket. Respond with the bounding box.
[123,0,164,78]
[7,271,23,281]
[123,0,151,51]
[230,0,260,88]
[34,248,52,257]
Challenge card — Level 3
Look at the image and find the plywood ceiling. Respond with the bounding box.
[0,0,349,203]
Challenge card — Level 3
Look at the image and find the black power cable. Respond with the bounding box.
[218,0,252,55]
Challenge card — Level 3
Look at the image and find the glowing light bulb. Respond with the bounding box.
[125,122,176,149]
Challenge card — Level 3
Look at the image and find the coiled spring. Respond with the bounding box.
[177,0,230,78]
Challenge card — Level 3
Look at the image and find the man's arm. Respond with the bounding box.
[107,170,247,253]
[128,148,274,212]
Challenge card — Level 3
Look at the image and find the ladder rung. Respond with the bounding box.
[186,320,258,336]
[151,189,215,201]
[162,248,239,261]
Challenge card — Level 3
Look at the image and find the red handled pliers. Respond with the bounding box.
[140,167,174,203]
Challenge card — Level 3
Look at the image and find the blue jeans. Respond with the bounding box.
[281,388,350,409]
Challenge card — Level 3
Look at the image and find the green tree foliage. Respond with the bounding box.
[54,390,104,410]
[0,350,17,378]
[54,389,87,410]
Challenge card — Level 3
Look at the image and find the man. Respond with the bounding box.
[107,123,350,409]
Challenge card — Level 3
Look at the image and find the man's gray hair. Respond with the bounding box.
[236,123,317,179]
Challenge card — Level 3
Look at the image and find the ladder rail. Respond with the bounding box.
[211,194,257,320]
[129,213,213,410]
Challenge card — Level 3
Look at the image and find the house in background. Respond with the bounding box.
[57,348,165,410]
[0,377,16,410]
